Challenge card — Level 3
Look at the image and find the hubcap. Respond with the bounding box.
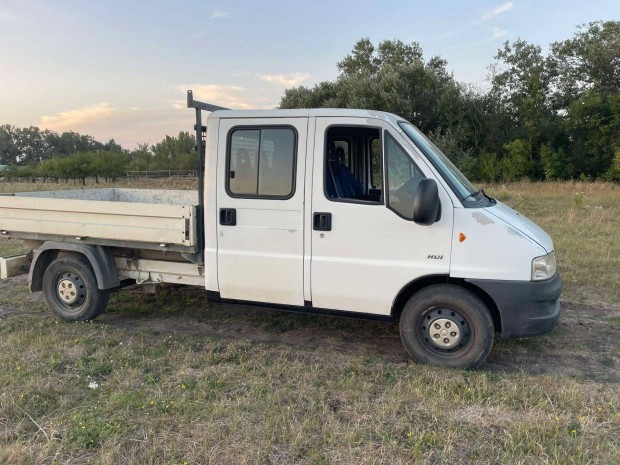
[56,273,85,308]
[429,317,461,349]
[420,307,471,354]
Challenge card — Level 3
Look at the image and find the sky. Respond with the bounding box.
[1,0,618,148]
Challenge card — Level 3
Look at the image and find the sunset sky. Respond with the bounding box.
[1,0,618,148]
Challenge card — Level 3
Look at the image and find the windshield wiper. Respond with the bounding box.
[480,188,496,203]
[462,188,496,204]
[462,189,483,202]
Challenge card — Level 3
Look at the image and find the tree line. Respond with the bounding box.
[0,125,196,184]
[2,21,618,183]
[280,21,620,182]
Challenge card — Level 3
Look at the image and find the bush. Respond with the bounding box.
[502,139,533,181]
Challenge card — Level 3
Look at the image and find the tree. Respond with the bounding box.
[151,132,195,171]
[549,21,620,102]
[540,144,571,179]
[502,139,533,180]
[66,152,96,185]
[93,151,127,182]
[479,152,502,182]
[564,91,620,177]
[0,125,20,165]
[545,21,620,179]
[281,38,472,142]
[128,143,154,171]
[605,148,620,181]
[490,40,556,174]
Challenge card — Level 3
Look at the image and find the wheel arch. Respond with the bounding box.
[391,275,502,333]
[29,242,119,292]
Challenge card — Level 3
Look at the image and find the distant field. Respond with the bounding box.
[0,180,618,464]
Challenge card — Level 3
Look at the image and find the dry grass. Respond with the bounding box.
[0,180,618,464]
[486,181,620,307]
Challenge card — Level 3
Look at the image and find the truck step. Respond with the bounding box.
[0,254,31,279]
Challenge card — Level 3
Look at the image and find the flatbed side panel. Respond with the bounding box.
[0,196,192,218]
[14,188,198,206]
[0,198,197,247]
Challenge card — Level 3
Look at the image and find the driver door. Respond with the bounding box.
[310,117,454,315]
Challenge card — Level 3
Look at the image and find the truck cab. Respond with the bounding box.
[202,105,561,367]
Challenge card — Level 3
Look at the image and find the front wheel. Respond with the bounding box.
[42,255,110,321]
[399,284,494,368]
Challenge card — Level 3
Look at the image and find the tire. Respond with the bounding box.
[399,284,494,369]
[42,255,110,321]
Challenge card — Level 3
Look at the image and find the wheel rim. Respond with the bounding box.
[418,307,472,356]
[54,272,86,311]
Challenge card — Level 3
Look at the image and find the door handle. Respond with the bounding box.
[219,208,236,226]
[313,212,332,231]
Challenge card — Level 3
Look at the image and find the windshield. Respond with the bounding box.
[398,122,480,202]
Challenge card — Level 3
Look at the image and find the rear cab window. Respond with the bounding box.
[227,126,297,199]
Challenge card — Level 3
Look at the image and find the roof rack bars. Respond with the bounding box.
[186,90,230,112]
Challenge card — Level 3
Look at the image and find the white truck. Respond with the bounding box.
[0,91,562,368]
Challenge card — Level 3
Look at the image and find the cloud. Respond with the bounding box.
[209,10,229,19]
[176,84,258,109]
[40,103,116,130]
[481,2,513,21]
[258,73,310,87]
[0,10,15,21]
[492,27,508,38]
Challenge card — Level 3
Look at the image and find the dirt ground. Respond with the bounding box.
[2,276,618,382]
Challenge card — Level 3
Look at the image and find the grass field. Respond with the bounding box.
[0,180,618,464]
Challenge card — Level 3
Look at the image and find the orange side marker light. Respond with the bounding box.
[459,232,467,242]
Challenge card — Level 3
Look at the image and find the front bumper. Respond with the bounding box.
[466,272,563,338]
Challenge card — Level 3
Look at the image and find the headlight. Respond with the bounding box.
[532,251,556,281]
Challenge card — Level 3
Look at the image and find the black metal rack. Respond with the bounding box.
[186,90,230,262]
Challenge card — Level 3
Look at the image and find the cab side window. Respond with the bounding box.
[227,127,297,199]
[324,126,381,203]
[385,133,424,220]
[369,137,382,191]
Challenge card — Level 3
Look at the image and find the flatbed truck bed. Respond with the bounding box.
[0,188,199,252]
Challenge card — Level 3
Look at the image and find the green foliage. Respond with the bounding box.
[1,131,197,182]
[150,132,195,171]
[502,139,533,181]
[478,153,502,182]
[0,125,110,166]
[540,144,571,179]
[93,151,127,181]
[127,143,152,171]
[605,148,620,181]
[281,37,467,136]
[280,22,620,182]
[550,21,620,100]
[34,151,127,184]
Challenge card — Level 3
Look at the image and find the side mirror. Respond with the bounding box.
[413,178,439,226]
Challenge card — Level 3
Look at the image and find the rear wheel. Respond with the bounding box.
[399,284,494,368]
[42,255,110,321]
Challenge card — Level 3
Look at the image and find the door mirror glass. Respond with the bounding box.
[413,178,439,226]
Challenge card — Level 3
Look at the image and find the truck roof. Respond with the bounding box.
[206,108,404,124]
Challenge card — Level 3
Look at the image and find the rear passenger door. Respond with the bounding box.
[216,118,308,306]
